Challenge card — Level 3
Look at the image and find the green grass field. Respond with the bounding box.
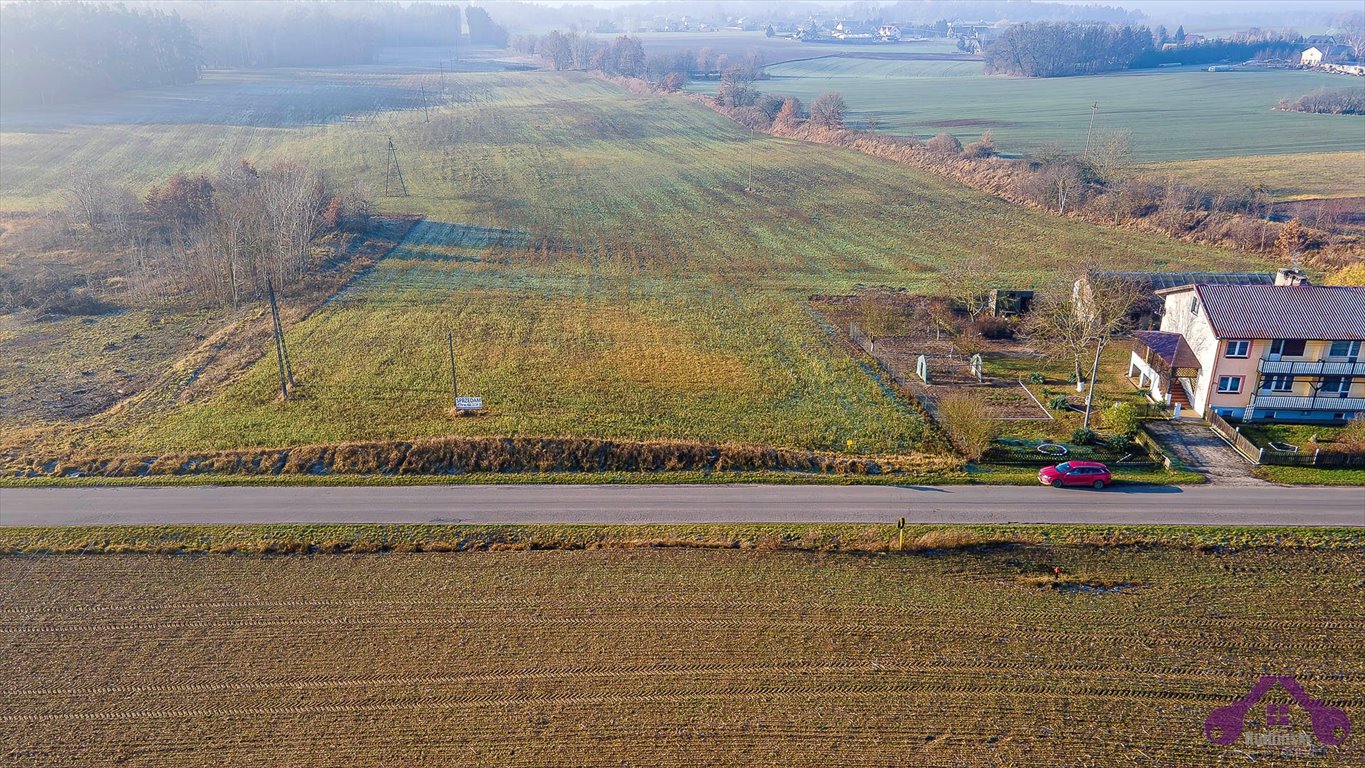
[3,540,1362,765]
[701,58,1365,171]
[2,70,1270,459]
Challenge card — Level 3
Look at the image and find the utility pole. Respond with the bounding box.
[1084,101,1099,157]
[384,136,409,197]
[420,84,430,123]
[266,276,293,401]
[447,330,458,409]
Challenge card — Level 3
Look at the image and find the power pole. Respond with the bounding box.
[266,276,293,400]
[420,84,430,123]
[1084,101,1099,157]
[447,331,458,409]
[384,136,409,197]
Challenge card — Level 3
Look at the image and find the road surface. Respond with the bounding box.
[1,484,1362,527]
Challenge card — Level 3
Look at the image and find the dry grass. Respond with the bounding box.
[3,71,1265,466]
[2,545,1362,766]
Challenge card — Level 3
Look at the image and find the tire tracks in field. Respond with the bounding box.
[14,657,1358,700]
[2,609,1354,653]
[0,680,1244,725]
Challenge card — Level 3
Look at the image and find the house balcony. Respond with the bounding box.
[1248,395,1365,411]
[1258,359,1365,376]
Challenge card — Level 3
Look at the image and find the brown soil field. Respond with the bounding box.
[2,545,1362,766]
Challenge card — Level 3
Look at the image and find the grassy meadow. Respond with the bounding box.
[3,69,1269,458]
[703,57,1365,195]
[3,542,1362,765]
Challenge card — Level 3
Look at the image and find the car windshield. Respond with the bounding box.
[1054,462,1072,472]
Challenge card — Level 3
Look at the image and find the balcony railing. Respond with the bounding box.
[1258,359,1365,376]
[1248,395,1365,411]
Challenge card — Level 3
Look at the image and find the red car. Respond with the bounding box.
[1038,461,1112,489]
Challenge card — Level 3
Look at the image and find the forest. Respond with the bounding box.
[983,22,1308,77]
[0,2,494,110]
[0,3,199,110]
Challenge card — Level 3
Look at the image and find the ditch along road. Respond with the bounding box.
[1,484,1362,527]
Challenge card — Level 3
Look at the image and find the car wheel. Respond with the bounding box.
[1092,480,1105,489]
[1052,479,1064,488]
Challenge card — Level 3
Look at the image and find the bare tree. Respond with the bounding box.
[1339,11,1365,61]
[939,256,996,322]
[1074,274,1143,429]
[809,92,847,129]
[1024,292,1090,391]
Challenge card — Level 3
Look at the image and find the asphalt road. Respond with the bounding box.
[1,484,1362,527]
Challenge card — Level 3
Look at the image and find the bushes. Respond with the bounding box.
[1103,402,1142,441]
[937,392,1000,461]
[809,92,848,129]
[926,133,963,155]
[961,131,996,159]
[1276,88,1365,116]
[1071,427,1097,445]
[973,316,1015,340]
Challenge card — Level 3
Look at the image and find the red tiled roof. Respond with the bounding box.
[1192,285,1365,340]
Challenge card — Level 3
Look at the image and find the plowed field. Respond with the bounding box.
[3,546,1361,766]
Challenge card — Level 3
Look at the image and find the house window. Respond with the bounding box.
[1328,340,1362,360]
[1261,374,1294,392]
[1189,296,1200,316]
[1269,339,1306,357]
[1225,340,1250,358]
[1320,376,1352,394]
[1217,376,1243,394]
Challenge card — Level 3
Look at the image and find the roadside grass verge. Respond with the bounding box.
[1255,465,1365,486]
[0,463,1201,488]
[0,523,1358,556]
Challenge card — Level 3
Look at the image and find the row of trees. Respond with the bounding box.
[511,31,766,88]
[65,162,369,308]
[704,75,1347,264]
[982,22,1331,77]
[0,3,199,110]
[1276,88,1365,115]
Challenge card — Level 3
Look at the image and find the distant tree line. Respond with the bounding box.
[984,22,1307,77]
[1130,37,1301,69]
[512,30,765,91]
[1276,88,1365,115]
[984,23,1158,77]
[0,3,199,110]
[171,1,464,69]
[0,1,489,109]
[465,6,509,48]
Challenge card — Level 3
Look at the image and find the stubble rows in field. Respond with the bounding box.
[1,546,1361,766]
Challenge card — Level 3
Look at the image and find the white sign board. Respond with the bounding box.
[455,397,484,410]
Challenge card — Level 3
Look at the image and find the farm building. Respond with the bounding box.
[1130,280,1365,424]
[1074,270,1277,330]
[1301,45,1356,67]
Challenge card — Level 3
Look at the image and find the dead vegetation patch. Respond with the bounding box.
[4,434,958,479]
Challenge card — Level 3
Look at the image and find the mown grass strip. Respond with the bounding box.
[1,522,1359,556]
